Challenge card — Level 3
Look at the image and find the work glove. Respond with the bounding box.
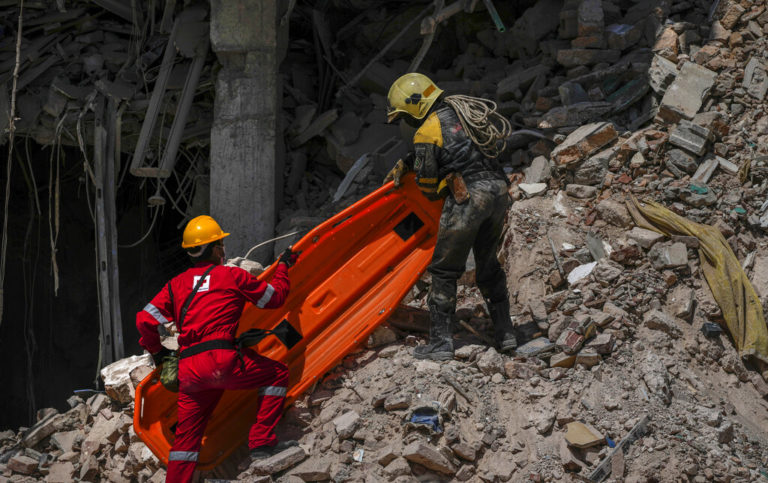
[278,246,300,268]
[383,158,409,188]
[151,347,172,367]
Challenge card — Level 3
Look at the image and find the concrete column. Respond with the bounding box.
[209,0,287,262]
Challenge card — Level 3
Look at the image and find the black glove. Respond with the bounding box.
[151,347,172,366]
[278,246,300,268]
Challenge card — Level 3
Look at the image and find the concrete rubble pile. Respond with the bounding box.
[5,0,768,481]
[0,356,167,482]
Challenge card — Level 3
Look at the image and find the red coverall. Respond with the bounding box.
[136,261,291,483]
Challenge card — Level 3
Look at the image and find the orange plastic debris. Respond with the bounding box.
[134,174,443,470]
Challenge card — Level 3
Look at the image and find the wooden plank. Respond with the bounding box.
[105,98,124,361]
[157,36,208,178]
[24,8,86,26]
[159,0,176,33]
[16,54,58,92]
[129,19,179,177]
[92,97,116,366]
[92,0,133,22]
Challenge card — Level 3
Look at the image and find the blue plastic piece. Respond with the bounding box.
[409,407,442,433]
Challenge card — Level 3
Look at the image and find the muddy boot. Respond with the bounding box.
[414,312,454,361]
[487,299,517,352]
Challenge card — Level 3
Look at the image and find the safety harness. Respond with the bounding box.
[179,319,303,370]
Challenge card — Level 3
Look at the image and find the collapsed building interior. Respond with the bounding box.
[2,0,768,480]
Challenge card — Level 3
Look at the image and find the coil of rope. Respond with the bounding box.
[443,95,512,159]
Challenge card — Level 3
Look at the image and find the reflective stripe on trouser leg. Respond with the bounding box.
[249,390,287,449]
[166,389,223,483]
[169,451,199,462]
[221,348,290,450]
[258,386,287,397]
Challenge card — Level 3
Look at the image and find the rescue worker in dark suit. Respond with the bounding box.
[384,73,517,361]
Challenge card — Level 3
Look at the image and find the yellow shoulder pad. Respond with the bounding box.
[412,112,443,148]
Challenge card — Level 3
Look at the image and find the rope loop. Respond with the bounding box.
[443,95,512,159]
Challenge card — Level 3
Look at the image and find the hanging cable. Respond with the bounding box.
[118,205,161,248]
[1,0,25,327]
[443,94,513,159]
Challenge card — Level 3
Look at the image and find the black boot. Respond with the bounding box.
[414,311,454,361]
[487,299,517,352]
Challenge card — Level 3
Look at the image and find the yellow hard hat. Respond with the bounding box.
[182,215,230,249]
[386,73,444,123]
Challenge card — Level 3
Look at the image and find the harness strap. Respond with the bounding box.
[179,339,234,359]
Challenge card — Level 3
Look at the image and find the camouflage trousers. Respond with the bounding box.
[427,178,510,325]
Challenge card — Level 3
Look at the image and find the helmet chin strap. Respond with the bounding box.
[187,242,210,258]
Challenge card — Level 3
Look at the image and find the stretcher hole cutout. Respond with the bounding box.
[311,290,336,312]
[393,212,424,241]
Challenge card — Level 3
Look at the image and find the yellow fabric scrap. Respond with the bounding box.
[626,196,768,367]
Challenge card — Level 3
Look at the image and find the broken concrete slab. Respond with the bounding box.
[564,421,604,448]
[515,337,555,357]
[668,284,695,320]
[627,227,664,249]
[251,446,307,475]
[669,120,711,156]
[550,352,576,368]
[691,156,719,184]
[403,442,456,475]
[333,411,360,439]
[100,353,154,404]
[742,56,768,100]
[565,184,597,198]
[679,185,717,208]
[648,241,688,269]
[51,430,82,453]
[658,62,717,123]
[524,156,552,184]
[606,23,641,51]
[595,198,632,227]
[46,461,76,483]
[22,410,60,448]
[556,328,585,354]
[551,122,618,165]
[519,183,548,197]
[718,157,739,175]
[586,333,615,354]
[720,2,746,30]
[568,261,597,284]
[643,309,683,338]
[666,149,699,177]
[575,348,602,367]
[288,457,332,482]
[653,27,679,62]
[573,147,616,185]
[539,101,613,129]
[8,454,39,475]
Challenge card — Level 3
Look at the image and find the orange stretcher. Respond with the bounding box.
[133,174,443,470]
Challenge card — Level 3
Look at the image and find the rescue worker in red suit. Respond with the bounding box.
[136,215,299,483]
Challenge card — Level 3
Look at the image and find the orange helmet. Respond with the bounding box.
[182,215,230,249]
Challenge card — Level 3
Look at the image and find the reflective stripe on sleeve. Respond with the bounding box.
[169,451,199,462]
[143,303,169,324]
[258,386,287,397]
[256,284,275,308]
